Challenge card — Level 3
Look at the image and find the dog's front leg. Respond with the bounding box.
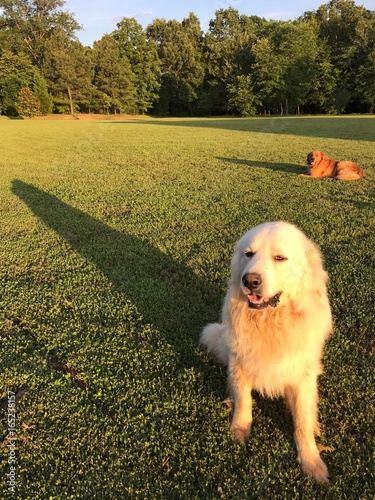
[285,377,329,483]
[228,357,253,444]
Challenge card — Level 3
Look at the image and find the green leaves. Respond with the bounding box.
[16,87,41,117]
[1,2,374,115]
[0,50,51,116]
[92,34,136,115]
[112,18,161,114]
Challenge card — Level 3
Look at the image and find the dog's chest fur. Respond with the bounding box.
[227,299,323,397]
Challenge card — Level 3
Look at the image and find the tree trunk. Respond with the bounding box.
[67,86,74,116]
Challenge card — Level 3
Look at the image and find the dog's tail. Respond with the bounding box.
[200,323,229,366]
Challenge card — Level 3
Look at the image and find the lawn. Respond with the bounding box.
[0,115,374,499]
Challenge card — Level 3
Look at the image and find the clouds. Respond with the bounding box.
[111,9,154,28]
[67,1,155,45]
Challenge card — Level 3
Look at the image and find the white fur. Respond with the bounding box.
[201,221,332,483]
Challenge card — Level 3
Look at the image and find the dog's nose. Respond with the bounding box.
[242,273,262,291]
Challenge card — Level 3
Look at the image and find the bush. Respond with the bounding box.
[16,87,41,118]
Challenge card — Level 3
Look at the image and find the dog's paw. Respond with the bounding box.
[301,455,330,483]
[230,424,252,444]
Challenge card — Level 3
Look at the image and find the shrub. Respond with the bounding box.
[16,87,41,118]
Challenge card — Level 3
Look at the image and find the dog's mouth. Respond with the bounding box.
[247,292,282,309]
[307,156,315,167]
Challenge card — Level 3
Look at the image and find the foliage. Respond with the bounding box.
[146,14,205,116]
[32,70,53,114]
[15,86,41,117]
[92,34,136,114]
[251,34,284,114]
[44,33,95,115]
[16,87,41,118]
[0,50,51,115]
[0,1,374,115]
[278,22,318,114]
[305,0,375,112]
[0,116,373,498]
[0,0,81,65]
[203,8,258,115]
[112,18,160,114]
[227,74,260,116]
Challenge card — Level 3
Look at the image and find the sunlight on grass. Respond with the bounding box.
[0,116,374,497]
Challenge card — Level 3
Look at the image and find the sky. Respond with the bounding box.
[65,0,375,47]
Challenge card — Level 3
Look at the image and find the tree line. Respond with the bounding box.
[0,0,374,117]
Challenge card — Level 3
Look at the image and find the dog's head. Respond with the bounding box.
[306,151,325,172]
[230,221,327,311]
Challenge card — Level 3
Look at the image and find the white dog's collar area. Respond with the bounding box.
[247,292,282,309]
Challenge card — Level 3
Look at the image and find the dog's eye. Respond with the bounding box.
[274,255,287,262]
[245,251,255,258]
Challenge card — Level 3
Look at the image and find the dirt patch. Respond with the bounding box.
[36,113,150,121]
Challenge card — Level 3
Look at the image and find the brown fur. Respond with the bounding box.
[303,151,365,180]
[201,222,332,483]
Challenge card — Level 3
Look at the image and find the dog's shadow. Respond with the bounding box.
[217,157,304,175]
[11,180,225,396]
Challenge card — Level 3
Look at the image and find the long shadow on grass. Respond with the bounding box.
[217,157,303,174]
[11,180,304,459]
[109,117,375,142]
[11,180,224,392]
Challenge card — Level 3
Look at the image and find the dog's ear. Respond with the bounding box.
[317,151,325,163]
[305,239,328,287]
[290,237,328,312]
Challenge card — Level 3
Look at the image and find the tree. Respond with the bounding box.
[16,87,41,117]
[0,51,35,115]
[205,8,256,79]
[112,18,160,114]
[353,9,375,112]
[278,21,319,114]
[147,14,205,115]
[250,35,284,114]
[310,0,370,111]
[203,8,259,114]
[92,35,136,114]
[356,43,375,112]
[1,0,374,116]
[0,50,52,115]
[0,0,85,113]
[0,0,81,67]
[33,70,53,114]
[227,75,260,116]
[43,30,94,114]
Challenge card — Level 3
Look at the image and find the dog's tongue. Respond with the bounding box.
[248,294,268,304]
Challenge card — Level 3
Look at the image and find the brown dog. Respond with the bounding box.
[304,151,365,180]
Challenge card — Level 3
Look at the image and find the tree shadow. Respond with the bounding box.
[108,116,375,142]
[11,180,224,394]
[217,157,304,175]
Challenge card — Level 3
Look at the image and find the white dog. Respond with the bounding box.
[201,221,332,482]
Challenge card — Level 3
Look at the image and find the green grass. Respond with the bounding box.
[0,116,374,499]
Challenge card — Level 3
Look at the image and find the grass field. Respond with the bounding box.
[0,115,374,499]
